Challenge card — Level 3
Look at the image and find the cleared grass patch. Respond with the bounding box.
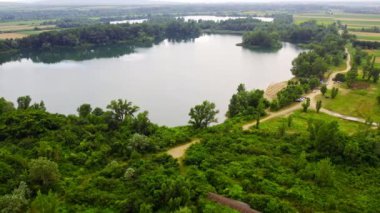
[259,110,366,135]
[316,82,380,122]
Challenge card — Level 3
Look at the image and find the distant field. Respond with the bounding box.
[294,12,380,30]
[0,33,27,39]
[0,20,56,39]
[365,49,380,65]
[351,31,380,41]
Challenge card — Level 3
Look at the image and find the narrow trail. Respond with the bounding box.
[167,48,376,160]
[243,48,353,131]
[166,139,200,159]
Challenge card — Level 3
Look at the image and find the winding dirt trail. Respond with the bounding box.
[166,139,200,159]
[167,48,376,159]
[243,48,352,131]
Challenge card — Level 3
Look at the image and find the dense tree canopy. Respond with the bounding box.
[242,30,281,49]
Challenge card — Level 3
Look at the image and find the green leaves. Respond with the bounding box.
[189,101,219,129]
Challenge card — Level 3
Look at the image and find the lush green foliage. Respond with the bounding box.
[227,84,268,118]
[0,19,201,55]
[188,101,219,129]
[184,116,380,212]
[242,30,281,49]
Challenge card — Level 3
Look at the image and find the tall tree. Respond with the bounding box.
[189,101,219,129]
[77,104,92,118]
[302,98,310,112]
[107,99,139,122]
[320,85,327,97]
[29,158,60,192]
[316,100,322,113]
[17,96,32,110]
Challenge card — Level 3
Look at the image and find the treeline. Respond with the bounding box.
[353,40,380,49]
[0,19,201,54]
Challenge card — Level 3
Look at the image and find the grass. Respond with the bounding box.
[364,49,380,67]
[0,33,27,39]
[294,12,380,32]
[350,32,380,41]
[0,20,56,39]
[259,110,367,135]
[316,81,380,122]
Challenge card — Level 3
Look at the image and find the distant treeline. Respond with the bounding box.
[0,19,201,55]
[353,40,380,49]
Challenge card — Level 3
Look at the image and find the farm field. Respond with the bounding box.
[365,49,380,66]
[0,20,56,39]
[0,33,27,39]
[294,12,380,31]
[351,31,380,41]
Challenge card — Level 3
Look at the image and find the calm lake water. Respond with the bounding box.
[0,34,302,126]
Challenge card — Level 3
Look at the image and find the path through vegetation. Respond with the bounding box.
[244,48,352,130]
[166,139,200,159]
[168,48,354,159]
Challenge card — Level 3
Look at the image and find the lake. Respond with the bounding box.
[0,34,302,126]
[110,16,273,24]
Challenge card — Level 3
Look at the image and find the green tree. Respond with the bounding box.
[291,51,328,78]
[0,182,30,213]
[30,101,46,111]
[320,85,327,96]
[132,111,155,135]
[128,134,156,153]
[302,98,310,112]
[0,97,14,115]
[308,120,344,157]
[346,66,358,88]
[287,115,293,127]
[17,96,32,110]
[30,191,60,213]
[29,158,60,191]
[92,107,104,116]
[331,87,339,99]
[77,103,92,118]
[315,158,335,186]
[255,111,261,129]
[316,100,322,113]
[189,101,219,129]
[107,99,139,122]
[228,85,266,118]
[242,29,281,49]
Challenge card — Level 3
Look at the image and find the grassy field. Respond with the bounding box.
[259,110,367,135]
[316,81,380,122]
[0,20,56,39]
[351,31,380,41]
[0,33,28,39]
[365,49,380,66]
[294,12,380,35]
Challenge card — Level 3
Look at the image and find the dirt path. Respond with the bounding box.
[168,48,372,159]
[166,139,200,159]
[243,48,352,131]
